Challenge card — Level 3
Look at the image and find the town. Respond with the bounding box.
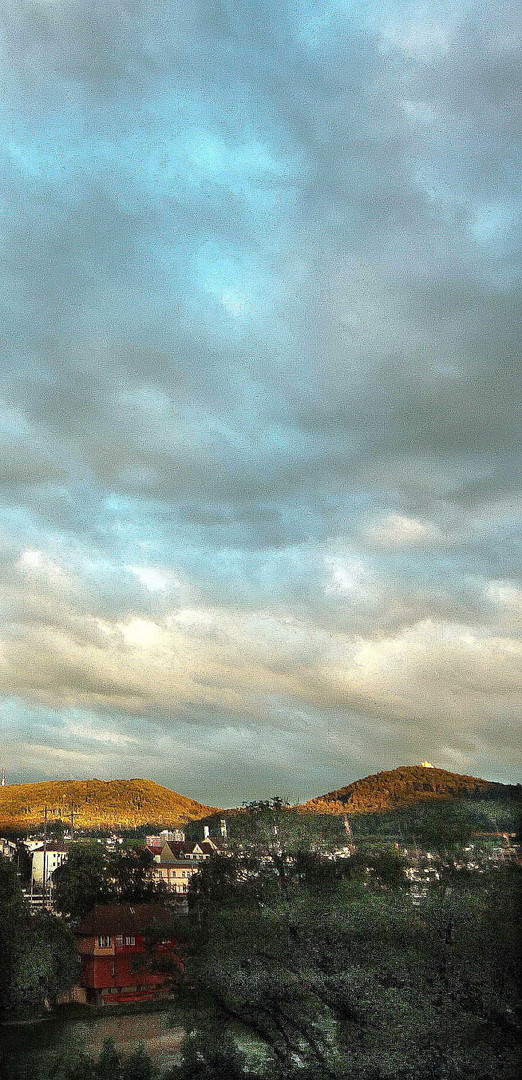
[1,770,521,1080]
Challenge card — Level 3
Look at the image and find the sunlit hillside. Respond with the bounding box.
[0,778,219,831]
[303,765,519,813]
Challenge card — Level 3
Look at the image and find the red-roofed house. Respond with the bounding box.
[75,903,182,1004]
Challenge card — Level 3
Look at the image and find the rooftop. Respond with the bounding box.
[76,903,176,937]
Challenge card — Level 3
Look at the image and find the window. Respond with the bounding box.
[115,935,123,946]
[124,936,135,946]
[98,936,111,948]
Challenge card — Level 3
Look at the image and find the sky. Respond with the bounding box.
[0,1,521,806]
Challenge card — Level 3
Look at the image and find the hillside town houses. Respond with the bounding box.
[1,816,521,1009]
[7,825,227,909]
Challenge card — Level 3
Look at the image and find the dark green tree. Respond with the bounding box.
[172,1024,248,1080]
[0,853,24,907]
[111,846,156,901]
[1,910,78,1019]
[53,843,111,919]
[53,843,166,919]
[47,819,66,843]
[95,1039,122,1080]
[173,832,521,1080]
[122,1044,156,1080]
[47,1048,96,1080]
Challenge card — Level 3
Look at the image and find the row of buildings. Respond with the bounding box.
[0,824,227,899]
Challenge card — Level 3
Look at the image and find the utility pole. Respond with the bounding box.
[42,805,48,907]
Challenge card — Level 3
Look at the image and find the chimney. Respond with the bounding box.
[220,818,227,839]
[203,825,210,840]
[1,767,6,787]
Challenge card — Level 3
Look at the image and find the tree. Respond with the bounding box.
[47,819,66,843]
[53,843,165,919]
[173,832,521,1080]
[47,1048,96,1080]
[407,801,476,855]
[170,1023,248,1080]
[0,853,24,908]
[1,910,78,1019]
[95,1039,122,1080]
[111,846,156,902]
[122,1044,157,1080]
[53,843,110,919]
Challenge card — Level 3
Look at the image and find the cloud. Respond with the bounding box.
[365,514,443,548]
[0,0,520,794]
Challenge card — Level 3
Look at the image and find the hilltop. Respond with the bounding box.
[0,778,219,831]
[303,765,519,814]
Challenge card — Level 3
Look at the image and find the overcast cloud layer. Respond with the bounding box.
[1,1,521,804]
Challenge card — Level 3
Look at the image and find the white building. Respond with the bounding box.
[0,837,16,860]
[31,843,68,887]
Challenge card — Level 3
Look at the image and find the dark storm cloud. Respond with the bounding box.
[0,1,521,796]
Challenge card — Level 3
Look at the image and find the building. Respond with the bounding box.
[31,843,68,887]
[75,903,182,1004]
[0,837,17,860]
[148,837,222,890]
[145,829,185,846]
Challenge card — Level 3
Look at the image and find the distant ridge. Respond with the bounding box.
[0,778,219,830]
[302,765,519,814]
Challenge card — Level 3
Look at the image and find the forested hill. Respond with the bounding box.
[0,778,218,831]
[303,765,519,814]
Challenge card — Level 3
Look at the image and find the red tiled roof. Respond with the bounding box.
[76,903,175,937]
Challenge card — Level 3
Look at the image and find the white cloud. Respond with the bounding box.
[17,548,70,588]
[365,514,442,548]
[65,720,138,746]
[485,580,522,608]
[126,565,177,592]
[324,555,366,596]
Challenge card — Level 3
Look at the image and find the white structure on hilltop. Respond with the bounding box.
[421,761,435,768]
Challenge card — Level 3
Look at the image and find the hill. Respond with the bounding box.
[303,765,519,814]
[0,778,219,831]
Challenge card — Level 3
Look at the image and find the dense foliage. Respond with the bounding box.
[171,803,521,1080]
[1,798,520,1079]
[52,843,168,919]
[0,858,78,1021]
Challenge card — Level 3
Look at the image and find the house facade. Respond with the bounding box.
[75,903,181,1004]
[0,837,17,860]
[147,837,222,895]
[31,843,68,886]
